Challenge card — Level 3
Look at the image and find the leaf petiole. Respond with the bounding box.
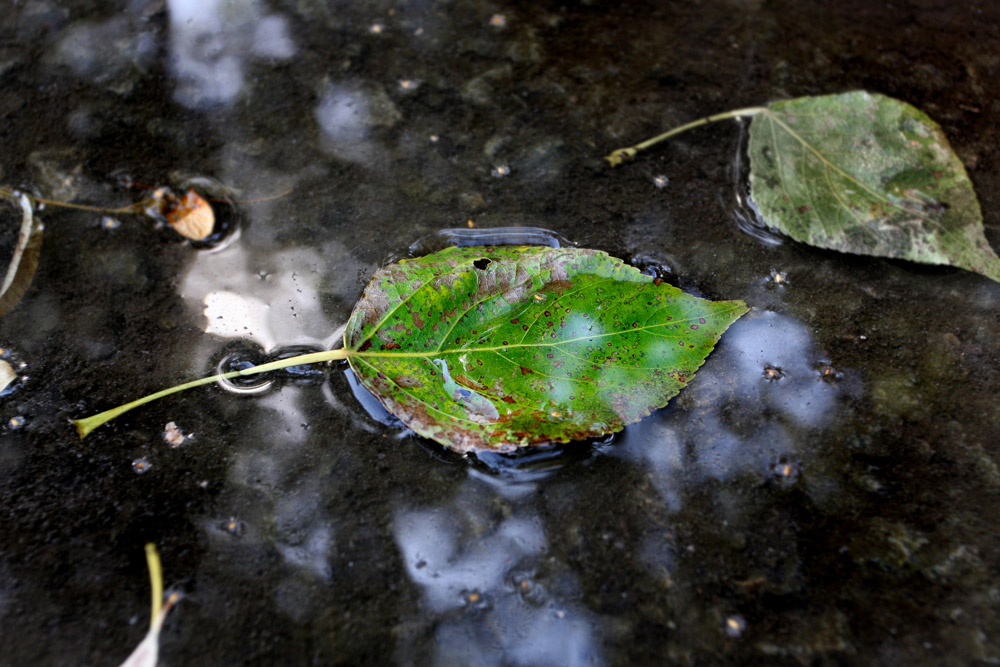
[605,106,767,166]
[145,543,164,629]
[0,186,145,215]
[74,348,348,438]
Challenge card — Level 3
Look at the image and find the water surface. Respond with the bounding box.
[1,1,999,664]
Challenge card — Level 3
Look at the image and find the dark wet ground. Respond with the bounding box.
[2,1,999,664]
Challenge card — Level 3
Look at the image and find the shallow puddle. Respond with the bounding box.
[1,1,999,664]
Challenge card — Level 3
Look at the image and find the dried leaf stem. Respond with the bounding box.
[604,106,766,166]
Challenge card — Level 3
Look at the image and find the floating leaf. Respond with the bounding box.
[343,246,747,452]
[75,246,747,453]
[606,90,1000,282]
[0,193,45,316]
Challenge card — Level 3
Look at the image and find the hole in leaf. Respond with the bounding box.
[473,258,492,270]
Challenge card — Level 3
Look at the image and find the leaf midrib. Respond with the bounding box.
[347,304,742,360]
[762,109,939,227]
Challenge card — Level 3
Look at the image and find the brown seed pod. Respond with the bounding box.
[165,188,214,240]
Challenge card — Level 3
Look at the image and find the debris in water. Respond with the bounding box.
[765,268,788,286]
[725,614,747,638]
[162,421,193,448]
[762,365,784,381]
[223,518,246,536]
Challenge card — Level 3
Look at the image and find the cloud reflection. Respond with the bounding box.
[393,479,604,665]
[616,310,856,508]
[395,507,546,613]
[168,0,295,109]
[315,83,401,165]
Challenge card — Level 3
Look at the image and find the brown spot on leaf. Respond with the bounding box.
[394,375,424,388]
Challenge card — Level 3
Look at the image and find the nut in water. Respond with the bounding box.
[165,188,215,240]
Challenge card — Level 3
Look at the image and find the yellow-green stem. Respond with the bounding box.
[605,106,768,166]
[145,544,163,630]
[74,349,349,438]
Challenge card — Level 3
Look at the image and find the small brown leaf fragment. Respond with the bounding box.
[166,188,214,240]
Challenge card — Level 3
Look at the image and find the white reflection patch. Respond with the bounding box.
[182,243,338,349]
[168,0,295,109]
[276,523,333,579]
[394,509,545,613]
[314,83,400,165]
[728,311,838,427]
[615,310,853,504]
[203,290,273,346]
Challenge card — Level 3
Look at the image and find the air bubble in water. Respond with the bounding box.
[214,342,273,395]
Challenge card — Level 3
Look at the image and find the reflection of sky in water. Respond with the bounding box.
[394,478,604,665]
[168,0,295,109]
[315,83,400,166]
[179,228,351,620]
[615,310,857,510]
[181,242,349,349]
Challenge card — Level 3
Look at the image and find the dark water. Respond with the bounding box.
[2,1,999,664]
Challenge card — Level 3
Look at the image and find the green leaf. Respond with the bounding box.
[605,90,1000,282]
[747,91,1000,282]
[74,246,748,453]
[344,246,747,452]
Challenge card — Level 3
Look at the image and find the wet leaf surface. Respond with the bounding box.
[345,246,747,452]
[748,91,1000,281]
